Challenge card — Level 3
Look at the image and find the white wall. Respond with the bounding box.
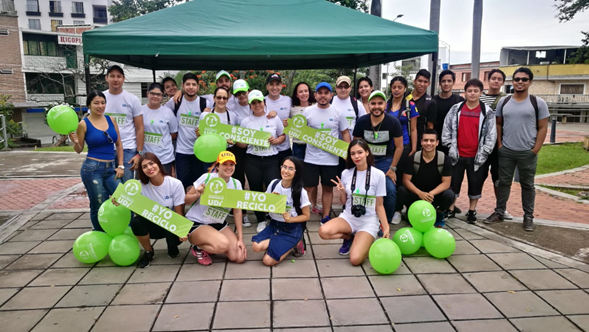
[15,0,113,31]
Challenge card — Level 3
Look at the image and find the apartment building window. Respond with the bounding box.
[49,1,63,17]
[51,20,63,32]
[483,71,491,81]
[141,83,149,98]
[26,73,75,95]
[28,19,41,30]
[560,84,584,95]
[73,20,85,25]
[72,2,85,17]
[23,34,60,56]
[26,0,39,12]
[93,5,108,24]
[462,72,471,82]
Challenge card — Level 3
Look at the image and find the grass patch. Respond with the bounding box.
[35,146,87,152]
[537,143,589,175]
[540,185,589,200]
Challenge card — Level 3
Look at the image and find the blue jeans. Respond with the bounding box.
[80,159,122,231]
[176,152,207,189]
[114,149,137,183]
[292,143,306,161]
[374,156,397,222]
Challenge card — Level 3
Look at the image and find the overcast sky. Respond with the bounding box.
[381,0,589,64]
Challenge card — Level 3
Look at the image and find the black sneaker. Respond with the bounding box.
[483,212,504,224]
[523,216,535,232]
[446,209,457,219]
[167,245,180,258]
[138,251,154,268]
[454,206,462,214]
[466,210,477,224]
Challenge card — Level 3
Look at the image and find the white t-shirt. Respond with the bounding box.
[302,104,349,166]
[341,166,386,217]
[166,97,211,155]
[103,90,143,150]
[265,95,292,152]
[203,94,236,109]
[232,102,251,126]
[331,96,366,133]
[141,176,185,209]
[142,104,178,164]
[186,173,243,224]
[240,115,284,157]
[267,179,311,222]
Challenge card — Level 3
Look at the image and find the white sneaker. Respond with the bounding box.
[504,211,514,220]
[242,215,251,227]
[256,221,267,233]
[391,212,402,225]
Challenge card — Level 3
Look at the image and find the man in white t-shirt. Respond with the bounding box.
[303,82,351,223]
[103,65,144,182]
[202,70,237,108]
[331,75,366,134]
[265,73,293,161]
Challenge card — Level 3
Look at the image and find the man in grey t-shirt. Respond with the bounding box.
[484,67,549,231]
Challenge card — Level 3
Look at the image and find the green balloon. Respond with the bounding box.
[423,228,456,259]
[392,227,423,255]
[193,133,227,162]
[98,200,131,237]
[72,231,112,264]
[108,235,141,266]
[407,200,437,233]
[368,238,402,275]
[47,105,78,135]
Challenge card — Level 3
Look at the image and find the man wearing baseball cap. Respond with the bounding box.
[265,73,293,161]
[203,70,236,107]
[331,75,366,134]
[303,82,351,224]
[352,90,404,226]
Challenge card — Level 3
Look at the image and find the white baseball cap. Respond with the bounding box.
[233,79,249,94]
[248,90,264,104]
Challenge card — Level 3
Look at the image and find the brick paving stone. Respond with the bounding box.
[272,259,318,278]
[0,179,81,211]
[166,280,220,303]
[111,282,171,305]
[394,322,455,332]
[567,315,589,331]
[536,290,589,315]
[225,260,271,279]
[487,253,546,270]
[28,240,73,254]
[555,269,589,288]
[453,240,481,255]
[51,253,93,268]
[417,274,477,294]
[485,291,560,318]
[153,303,215,331]
[220,279,270,301]
[0,269,44,287]
[434,294,503,320]
[272,278,323,301]
[29,268,90,286]
[47,228,87,241]
[63,218,92,229]
[0,310,48,332]
[0,255,22,270]
[79,266,135,285]
[43,212,83,221]
[1,286,71,310]
[0,288,18,307]
[9,229,58,242]
[273,300,330,328]
[533,256,569,269]
[403,257,456,274]
[447,255,502,273]
[510,316,583,332]
[176,262,226,281]
[452,228,484,240]
[452,319,518,332]
[313,244,349,259]
[369,275,426,297]
[510,269,578,290]
[212,301,271,329]
[362,259,411,276]
[462,271,527,292]
[127,264,180,283]
[0,241,39,255]
[30,219,76,230]
[327,298,388,326]
[31,307,104,332]
[92,304,160,332]
[333,327,392,332]
[316,259,364,277]
[469,239,520,253]
[4,254,62,270]
[321,276,375,299]
[380,295,445,324]
[55,284,121,307]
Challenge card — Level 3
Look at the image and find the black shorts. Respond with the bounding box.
[189,220,229,234]
[303,162,339,187]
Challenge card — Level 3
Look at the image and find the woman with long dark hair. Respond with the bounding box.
[318,139,389,265]
[69,91,124,231]
[290,82,315,161]
[131,153,185,268]
[356,77,373,113]
[251,156,310,266]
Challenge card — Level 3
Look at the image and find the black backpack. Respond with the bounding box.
[501,95,540,130]
[173,95,207,116]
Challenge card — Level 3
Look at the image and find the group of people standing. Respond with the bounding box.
[69,63,549,268]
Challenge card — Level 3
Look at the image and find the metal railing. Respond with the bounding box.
[0,114,8,150]
[535,94,589,104]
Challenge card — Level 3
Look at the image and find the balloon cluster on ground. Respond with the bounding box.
[369,200,456,275]
[72,200,139,266]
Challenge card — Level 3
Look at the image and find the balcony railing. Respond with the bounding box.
[534,94,589,105]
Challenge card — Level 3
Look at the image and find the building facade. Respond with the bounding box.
[449,61,500,93]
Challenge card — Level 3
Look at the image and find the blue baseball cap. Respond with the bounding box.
[315,82,332,92]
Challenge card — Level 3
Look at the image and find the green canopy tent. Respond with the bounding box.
[82,0,438,71]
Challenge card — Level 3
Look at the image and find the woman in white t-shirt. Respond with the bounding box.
[319,139,390,266]
[236,89,285,234]
[184,151,247,266]
[252,156,310,266]
[130,153,186,268]
[142,83,178,174]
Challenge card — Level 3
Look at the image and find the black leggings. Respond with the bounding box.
[131,215,180,248]
[244,154,280,223]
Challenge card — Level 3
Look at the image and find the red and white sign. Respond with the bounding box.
[58,35,82,45]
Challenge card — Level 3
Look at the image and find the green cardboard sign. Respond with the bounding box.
[284,114,349,159]
[201,177,287,213]
[112,180,193,238]
[199,113,271,147]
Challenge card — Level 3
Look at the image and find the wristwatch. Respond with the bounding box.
[389,166,397,172]
[118,165,125,170]
[137,150,145,156]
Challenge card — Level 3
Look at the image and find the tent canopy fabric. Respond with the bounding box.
[82,0,438,70]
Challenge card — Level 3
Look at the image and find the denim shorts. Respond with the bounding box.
[252,219,305,261]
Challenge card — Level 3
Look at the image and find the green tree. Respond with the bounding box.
[0,95,23,148]
[555,0,589,22]
[568,31,589,64]
[326,0,370,13]
[109,0,185,22]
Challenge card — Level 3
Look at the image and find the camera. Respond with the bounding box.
[351,204,366,218]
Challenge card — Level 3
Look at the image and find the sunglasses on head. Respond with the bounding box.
[513,77,530,82]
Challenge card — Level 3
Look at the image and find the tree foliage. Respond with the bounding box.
[568,31,589,64]
[555,0,589,22]
[0,95,23,148]
[109,0,184,22]
[326,0,370,13]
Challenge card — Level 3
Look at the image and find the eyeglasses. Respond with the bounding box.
[215,96,229,100]
[103,131,114,144]
[513,77,530,82]
[281,165,296,172]
[235,91,247,97]
[148,92,163,97]
[336,85,351,89]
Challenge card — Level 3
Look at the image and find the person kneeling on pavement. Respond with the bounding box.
[395,129,455,228]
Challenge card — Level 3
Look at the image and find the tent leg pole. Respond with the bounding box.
[353,68,358,97]
[430,52,438,96]
[84,55,91,96]
[152,69,156,83]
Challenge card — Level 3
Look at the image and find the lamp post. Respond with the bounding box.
[393,14,404,22]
